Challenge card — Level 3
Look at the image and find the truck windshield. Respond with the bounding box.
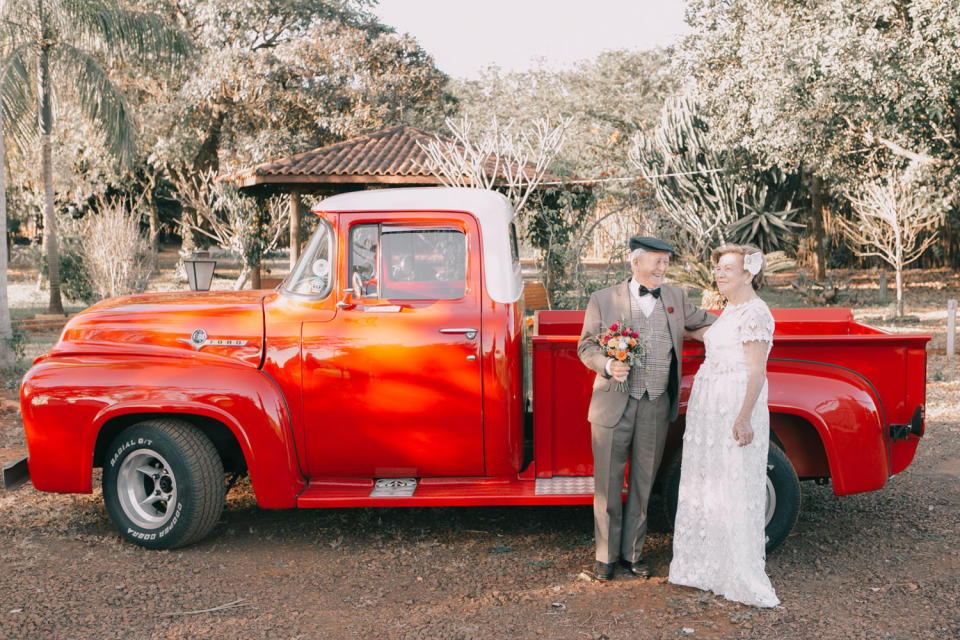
[283,220,333,297]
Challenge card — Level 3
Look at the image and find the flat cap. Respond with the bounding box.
[630,236,675,254]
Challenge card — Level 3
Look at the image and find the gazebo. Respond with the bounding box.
[228,124,565,279]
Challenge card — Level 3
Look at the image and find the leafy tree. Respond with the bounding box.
[125,0,451,277]
[0,0,189,314]
[681,0,960,272]
[139,0,451,175]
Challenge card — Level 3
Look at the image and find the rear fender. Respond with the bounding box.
[767,362,888,495]
[21,356,304,508]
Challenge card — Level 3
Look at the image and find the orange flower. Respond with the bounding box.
[628,338,637,347]
[616,350,628,361]
[607,349,615,357]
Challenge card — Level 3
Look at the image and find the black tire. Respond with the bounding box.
[660,442,801,553]
[102,419,225,549]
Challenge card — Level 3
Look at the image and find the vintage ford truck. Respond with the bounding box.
[20,188,930,551]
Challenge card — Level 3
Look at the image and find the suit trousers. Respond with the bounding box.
[591,392,671,563]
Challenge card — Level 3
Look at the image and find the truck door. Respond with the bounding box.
[301,214,484,477]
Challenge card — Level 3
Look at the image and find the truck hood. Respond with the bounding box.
[51,290,267,368]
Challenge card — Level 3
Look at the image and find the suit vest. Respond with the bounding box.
[629,296,673,400]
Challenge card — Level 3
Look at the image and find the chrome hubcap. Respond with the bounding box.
[764,476,776,526]
[117,449,177,529]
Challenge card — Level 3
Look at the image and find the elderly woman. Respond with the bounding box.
[668,243,779,608]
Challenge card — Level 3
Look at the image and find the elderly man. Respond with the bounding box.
[578,236,716,581]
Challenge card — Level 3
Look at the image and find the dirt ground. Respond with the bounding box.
[0,268,958,639]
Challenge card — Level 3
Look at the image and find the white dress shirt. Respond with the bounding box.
[629,278,657,318]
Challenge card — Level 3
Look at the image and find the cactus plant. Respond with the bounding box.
[630,97,804,259]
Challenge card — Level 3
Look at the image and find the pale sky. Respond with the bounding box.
[372,1,690,79]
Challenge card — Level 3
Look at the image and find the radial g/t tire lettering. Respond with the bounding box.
[102,419,225,549]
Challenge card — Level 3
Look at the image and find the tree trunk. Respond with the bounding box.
[193,111,225,175]
[0,113,15,366]
[809,175,827,280]
[39,43,64,315]
[233,264,250,291]
[289,190,301,270]
[895,264,904,317]
[180,207,197,254]
[145,171,160,253]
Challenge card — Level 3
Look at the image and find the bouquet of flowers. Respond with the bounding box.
[599,322,644,392]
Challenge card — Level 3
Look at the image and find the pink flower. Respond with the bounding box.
[630,330,639,338]
[621,328,628,336]
[610,322,619,331]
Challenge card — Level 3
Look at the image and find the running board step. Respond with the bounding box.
[370,478,418,497]
[296,476,597,508]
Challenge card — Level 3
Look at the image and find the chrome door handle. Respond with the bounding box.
[440,327,478,340]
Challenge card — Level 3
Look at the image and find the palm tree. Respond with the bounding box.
[0,43,33,365]
[1,0,189,314]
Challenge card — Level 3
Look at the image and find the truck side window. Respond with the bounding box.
[349,224,379,298]
[283,220,333,297]
[380,228,466,300]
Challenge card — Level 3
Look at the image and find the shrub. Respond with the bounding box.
[37,238,98,305]
[81,197,155,300]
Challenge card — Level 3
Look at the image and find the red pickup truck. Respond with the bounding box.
[20,188,930,551]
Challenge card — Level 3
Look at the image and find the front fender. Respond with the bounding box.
[768,360,888,495]
[21,355,304,508]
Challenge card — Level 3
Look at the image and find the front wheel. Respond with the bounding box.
[102,420,225,549]
[661,442,801,553]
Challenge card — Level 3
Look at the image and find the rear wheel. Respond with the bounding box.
[661,442,801,553]
[102,419,225,549]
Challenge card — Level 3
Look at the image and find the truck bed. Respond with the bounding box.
[531,307,930,486]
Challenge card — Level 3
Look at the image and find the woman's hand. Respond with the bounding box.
[732,416,754,447]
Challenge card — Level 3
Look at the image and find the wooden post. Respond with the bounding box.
[878,272,888,304]
[289,191,302,271]
[948,299,957,357]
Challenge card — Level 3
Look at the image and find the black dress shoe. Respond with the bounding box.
[595,561,616,581]
[621,558,651,577]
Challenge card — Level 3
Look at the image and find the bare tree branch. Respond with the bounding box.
[839,172,943,316]
[416,115,571,216]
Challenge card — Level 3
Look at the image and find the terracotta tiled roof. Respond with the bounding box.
[230,125,561,188]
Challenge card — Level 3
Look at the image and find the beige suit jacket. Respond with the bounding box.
[577,280,716,426]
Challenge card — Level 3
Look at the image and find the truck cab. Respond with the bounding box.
[267,188,526,480]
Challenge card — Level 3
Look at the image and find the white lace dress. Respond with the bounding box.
[668,296,779,608]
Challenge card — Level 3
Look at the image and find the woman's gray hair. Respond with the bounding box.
[711,243,765,290]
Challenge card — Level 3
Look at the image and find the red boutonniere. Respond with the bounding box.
[667,306,675,314]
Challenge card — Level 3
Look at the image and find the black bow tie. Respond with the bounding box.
[637,285,661,298]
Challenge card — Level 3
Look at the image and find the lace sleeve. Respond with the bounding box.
[739,300,774,344]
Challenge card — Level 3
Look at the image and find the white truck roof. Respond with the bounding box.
[313,187,523,304]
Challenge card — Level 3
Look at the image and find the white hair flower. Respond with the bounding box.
[743,252,763,276]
